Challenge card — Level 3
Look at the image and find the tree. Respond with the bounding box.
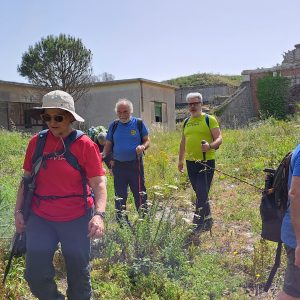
[18,34,93,101]
[100,72,115,82]
[91,72,115,82]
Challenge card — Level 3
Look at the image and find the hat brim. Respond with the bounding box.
[32,106,84,122]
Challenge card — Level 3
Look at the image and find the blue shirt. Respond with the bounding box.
[281,143,300,248]
[107,117,148,162]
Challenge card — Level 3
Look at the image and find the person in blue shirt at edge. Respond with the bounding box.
[279,143,300,300]
[102,99,150,226]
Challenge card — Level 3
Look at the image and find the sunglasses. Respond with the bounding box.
[40,114,66,123]
[188,102,201,107]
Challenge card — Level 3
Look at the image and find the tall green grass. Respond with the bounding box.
[0,115,299,299]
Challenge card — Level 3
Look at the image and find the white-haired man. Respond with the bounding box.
[103,99,150,225]
[178,92,222,234]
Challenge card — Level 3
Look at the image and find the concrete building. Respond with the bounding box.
[0,78,176,132]
[0,80,45,130]
[77,78,176,131]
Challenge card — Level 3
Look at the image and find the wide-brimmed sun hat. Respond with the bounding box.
[33,90,84,122]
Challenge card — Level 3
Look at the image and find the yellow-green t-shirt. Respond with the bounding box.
[183,114,219,161]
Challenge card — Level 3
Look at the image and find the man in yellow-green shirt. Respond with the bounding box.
[178,92,222,234]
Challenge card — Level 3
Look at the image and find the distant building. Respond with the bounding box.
[0,80,45,130]
[77,78,176,131]
[0,78,176,131]
[217,44,300,128]
[242,44,300,114]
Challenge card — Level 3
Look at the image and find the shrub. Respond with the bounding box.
[257,75,290,119]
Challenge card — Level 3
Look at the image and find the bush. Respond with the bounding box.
[257,75,290,119]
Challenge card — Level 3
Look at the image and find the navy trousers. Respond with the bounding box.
[113,158,147,223]
[186,160,215,226]
[25,212,92,300]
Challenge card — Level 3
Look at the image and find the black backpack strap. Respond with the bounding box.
[111,120,119,135]
[32,129,49,165]
[205,113,210,128]
[137,118,143,142]
[111,118,144,143]
[264,241,282,292]
[111,120,119,147]
[62,131,85,173]
[183,115,209,130]
[63,130,89,209]
[32,130,90,209]
[183,117,190,130]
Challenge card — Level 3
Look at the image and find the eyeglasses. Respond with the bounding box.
[188,102,201,107]
[40,114,65,123]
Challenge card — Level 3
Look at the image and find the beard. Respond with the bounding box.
[119,117,131,123]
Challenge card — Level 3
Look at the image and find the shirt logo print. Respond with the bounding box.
[131,129,136,135]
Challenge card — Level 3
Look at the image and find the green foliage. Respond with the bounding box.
[163,72,242,87]
[1,115,300,298]
[257,75,290,119]
[17,34,93,100]
[0,130,30,239]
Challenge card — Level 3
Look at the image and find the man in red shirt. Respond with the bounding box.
[14,90,107,300]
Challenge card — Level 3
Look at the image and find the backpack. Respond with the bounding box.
[260,151,292,292]
[111,118,144,147]
[87,126,107,142]
[32,129,90,209]
[183,113,210,130]
[183,114,221,151]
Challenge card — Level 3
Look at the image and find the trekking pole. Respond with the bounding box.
[137,152,147,215]
[201,140,212,235]
[197,161,263,191]
[3,159,42,285]
[2,233,20,284]
[137,154,143,208]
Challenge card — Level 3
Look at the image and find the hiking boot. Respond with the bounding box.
[192,218,213,234]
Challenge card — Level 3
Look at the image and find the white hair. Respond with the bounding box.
[186,92,203,103]
[115,98,133,114]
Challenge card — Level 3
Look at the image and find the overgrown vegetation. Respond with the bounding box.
[162,73,242,88]
[1,116,300,299]
[257,75,290,119]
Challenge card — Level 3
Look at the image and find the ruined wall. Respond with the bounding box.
[176,85,236,104]
[218,82,257,128]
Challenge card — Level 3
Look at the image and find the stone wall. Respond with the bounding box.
[217,82,257,128]
[176,85,236,104]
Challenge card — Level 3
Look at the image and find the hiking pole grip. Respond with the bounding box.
[201,140,207,161]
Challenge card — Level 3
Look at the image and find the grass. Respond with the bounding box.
[162,72,242,88]
[0,114,300,299]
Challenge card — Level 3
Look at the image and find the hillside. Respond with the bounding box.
[162,72,242,87]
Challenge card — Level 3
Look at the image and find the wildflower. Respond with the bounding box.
[151,185,163,190]
[154,192,164,196]
[256,273,260,278]
[233,251,238,255]
[182,218,191,224]
[165,184,178,190]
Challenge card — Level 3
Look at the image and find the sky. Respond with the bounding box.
[1,0,300,83]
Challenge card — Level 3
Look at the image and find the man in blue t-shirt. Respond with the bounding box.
[103,98,150,225]
[279,143,300,300]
